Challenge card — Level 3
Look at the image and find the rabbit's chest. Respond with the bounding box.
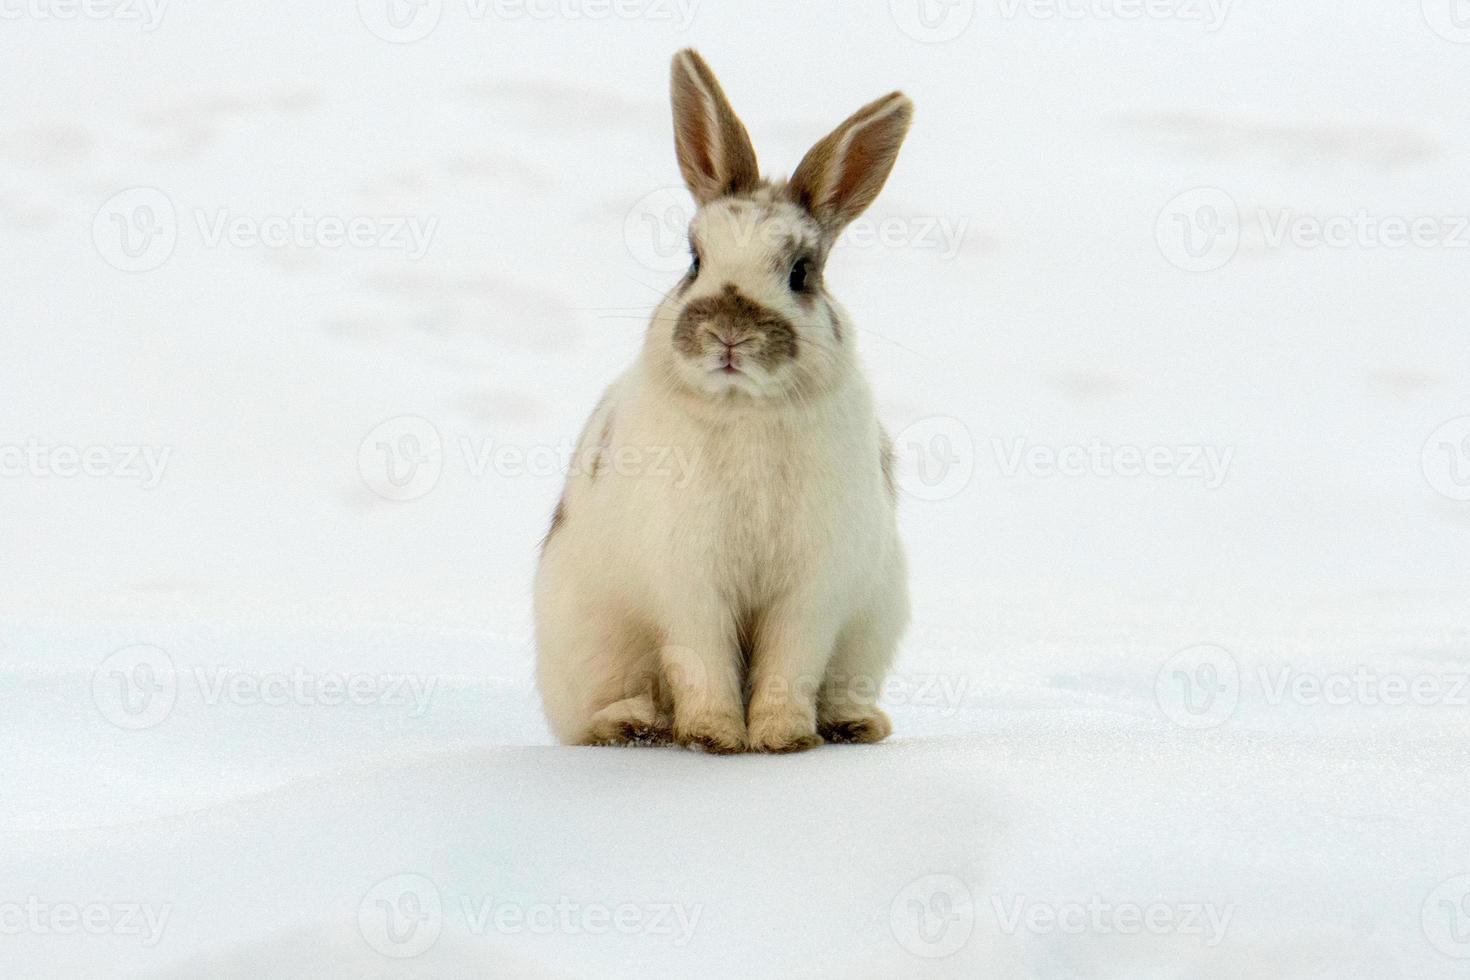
[682,433,857,580]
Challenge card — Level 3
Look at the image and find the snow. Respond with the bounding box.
[3,1,1469,976]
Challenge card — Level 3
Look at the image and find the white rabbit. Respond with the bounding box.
[535,49,911,753]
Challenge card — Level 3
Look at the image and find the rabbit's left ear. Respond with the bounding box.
[670,49,761,204]
[786,92,913,236]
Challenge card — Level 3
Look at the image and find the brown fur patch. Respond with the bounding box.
[879,426,897,503]
[819,714,891,744]
[590,411,615,480]
[541,498,566,550]
[673,283,799,369]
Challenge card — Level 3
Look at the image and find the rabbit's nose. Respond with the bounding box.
[702,325,748,349]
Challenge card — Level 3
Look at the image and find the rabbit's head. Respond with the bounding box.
[646,49,913,405]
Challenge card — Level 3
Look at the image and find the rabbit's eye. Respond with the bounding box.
[789,257,811,293]
[688,249,701,278]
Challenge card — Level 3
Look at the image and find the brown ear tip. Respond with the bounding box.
[672,48,703,72]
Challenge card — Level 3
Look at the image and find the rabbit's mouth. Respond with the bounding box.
[714,349,747,374]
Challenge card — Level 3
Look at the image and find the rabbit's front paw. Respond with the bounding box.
[675,712,747,754]
[747,711,822,754]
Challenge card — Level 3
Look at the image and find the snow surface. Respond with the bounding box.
[3,1,1469,976]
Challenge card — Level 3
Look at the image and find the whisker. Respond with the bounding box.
[849,325,928,361]
[624,275,673,300]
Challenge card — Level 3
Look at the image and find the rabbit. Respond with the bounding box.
[535,48,912,753]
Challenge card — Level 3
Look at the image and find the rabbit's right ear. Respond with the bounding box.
[670,49,761,205]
